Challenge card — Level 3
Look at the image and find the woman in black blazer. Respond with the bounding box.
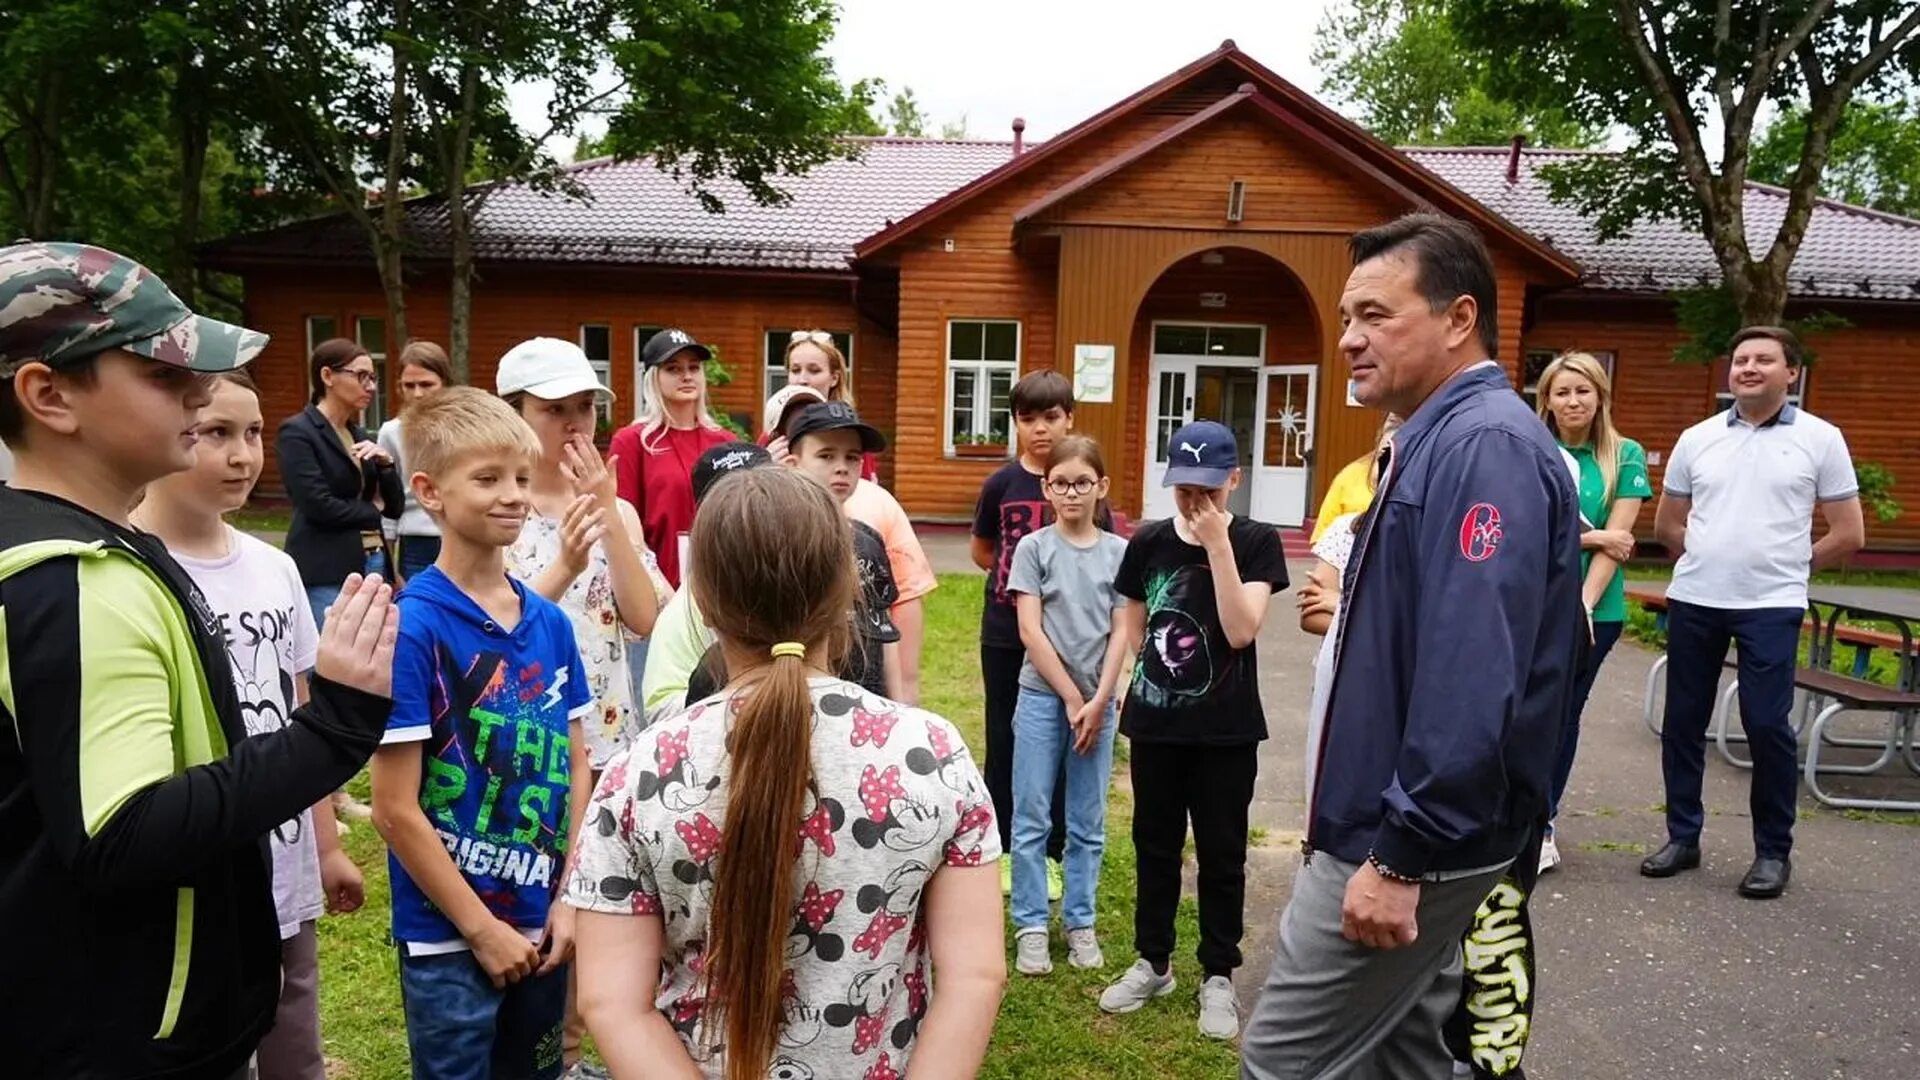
[277,337,404,628]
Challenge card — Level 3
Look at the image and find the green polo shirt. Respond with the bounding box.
[1561,437,1653,622]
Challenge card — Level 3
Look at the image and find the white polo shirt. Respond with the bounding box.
[1664,404,1856,610]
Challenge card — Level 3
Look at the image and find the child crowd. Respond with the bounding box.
[0,241,1292,1080]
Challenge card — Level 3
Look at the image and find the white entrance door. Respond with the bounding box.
[1142,359,1195,521]
[1250,365,1317,526]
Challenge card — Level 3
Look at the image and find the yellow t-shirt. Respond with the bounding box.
[1311,457,1377,543]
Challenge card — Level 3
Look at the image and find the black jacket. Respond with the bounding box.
[0,487,393,1078]
[276,404,404,587]
[1308,364,1586,877]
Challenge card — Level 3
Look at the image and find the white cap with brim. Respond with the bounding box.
[763,383,827,434]
[495,336,615,401]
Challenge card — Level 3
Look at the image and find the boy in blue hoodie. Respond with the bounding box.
[370,387,595,1080]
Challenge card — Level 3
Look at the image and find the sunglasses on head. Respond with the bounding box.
[789,329,835,347]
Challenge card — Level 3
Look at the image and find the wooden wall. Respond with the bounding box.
[240,265,874,496]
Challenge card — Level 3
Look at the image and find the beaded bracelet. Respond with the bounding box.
[1367,852,1420,884]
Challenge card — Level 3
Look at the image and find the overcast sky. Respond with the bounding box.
[510,0,1337,156]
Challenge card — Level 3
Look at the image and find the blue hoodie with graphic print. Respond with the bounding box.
[384,566,593,945]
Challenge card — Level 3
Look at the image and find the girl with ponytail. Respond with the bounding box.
[568,467,1006,1079]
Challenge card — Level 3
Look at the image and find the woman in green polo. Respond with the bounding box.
[1536,351,1653,874]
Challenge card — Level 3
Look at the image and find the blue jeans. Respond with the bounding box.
[306,549,390,631]
[1547,619,1623,826]
[397,949,567,1080]
[1661,599,1804,859]
[397,535,441,582]
[1010,686,1116,931]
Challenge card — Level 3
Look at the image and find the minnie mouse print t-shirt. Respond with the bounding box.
[566,677,998,1080]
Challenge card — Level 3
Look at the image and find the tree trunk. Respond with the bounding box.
[170,51,211,306]
[376,0,413,353]
[16,70,65,237]
[444,62,481,384]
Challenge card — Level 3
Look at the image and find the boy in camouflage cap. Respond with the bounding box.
[0,241,400,1079]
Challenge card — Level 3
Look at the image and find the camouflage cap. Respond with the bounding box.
[0,241,268,374]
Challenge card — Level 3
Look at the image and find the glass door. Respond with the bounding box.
[1250,365,1317,526]
[1142,359,1195,521]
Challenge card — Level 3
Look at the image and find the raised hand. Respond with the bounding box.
[557,493,606,576]
[560,434,618,511]
[313,573,399,698]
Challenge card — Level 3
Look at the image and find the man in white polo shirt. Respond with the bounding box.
[1645,325,1864,899]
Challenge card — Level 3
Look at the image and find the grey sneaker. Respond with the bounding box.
[1098,959,1175,1013]
[1065,926,1104,969]
[1014,928,1052,975]
[563,1064,612,1080]
[1197,975,1239,1040]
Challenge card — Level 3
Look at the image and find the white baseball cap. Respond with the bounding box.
[495,337,615,401]
[762,383,827,435]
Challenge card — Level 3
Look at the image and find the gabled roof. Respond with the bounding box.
[199,137,1018,274]
[854,42,1579,282]
[1407,147,1920,302]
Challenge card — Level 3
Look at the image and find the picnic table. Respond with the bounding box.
[1626,580,1920,811]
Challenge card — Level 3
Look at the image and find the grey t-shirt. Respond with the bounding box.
[1006,525,1130,698]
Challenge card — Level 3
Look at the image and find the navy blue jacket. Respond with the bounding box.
[1309,364,1585,877]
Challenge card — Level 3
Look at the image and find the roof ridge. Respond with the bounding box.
[1401,145,1606,156]
[1740,176,1920,230]
[842,134,1018,147]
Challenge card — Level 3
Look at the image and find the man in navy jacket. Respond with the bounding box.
[1242,213,1584,1079]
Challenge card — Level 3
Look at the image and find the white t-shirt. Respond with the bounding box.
[1664,405,1857,610]
[174,527,324,939]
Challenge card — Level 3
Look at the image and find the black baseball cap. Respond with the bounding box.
[691,440,773,503]
[640,327,712,369]
[786,400,887,453]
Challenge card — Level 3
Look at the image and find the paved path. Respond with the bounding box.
[927,532,1920,1078]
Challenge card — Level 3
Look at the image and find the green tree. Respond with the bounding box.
[1751,98,1920,217]
[1312,0,1599,147]
[1450,0,1920,328]
[886,86,928,136]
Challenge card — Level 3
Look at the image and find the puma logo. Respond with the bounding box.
[1179,441,1208,462]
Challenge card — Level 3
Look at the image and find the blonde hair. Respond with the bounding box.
[400,386,540,483]
[1536,351,1622,501]
[686,467,853,1078]
[782,332,853,408]
[635,359,724,453]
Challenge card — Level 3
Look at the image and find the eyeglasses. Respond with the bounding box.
[338,368,378,387]
[789,329,835,347]
[1046,478,1098,496]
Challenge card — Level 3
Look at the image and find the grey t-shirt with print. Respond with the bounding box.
[1007,525,1129,699]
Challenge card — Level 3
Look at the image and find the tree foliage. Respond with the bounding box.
[1751,97,1920,216]
[885,86,928,137]
[1449,0,1920,328]
[1312,0,1600,147]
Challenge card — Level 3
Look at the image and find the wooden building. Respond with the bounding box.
[202,42,1920,547]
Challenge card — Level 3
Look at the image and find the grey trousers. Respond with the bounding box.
[1240,854,1506,1080]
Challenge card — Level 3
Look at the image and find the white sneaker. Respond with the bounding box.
[1098,959,1175,1013]
[1014,928,1053,976]
[1197,975,1239,1040]
[1538,832,1562,875]
[1065,927,1104,970]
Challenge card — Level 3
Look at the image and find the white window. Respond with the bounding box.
[946,319,1019,455]
[764,328,853,400]
[1522,348,1616,410]
[303,315,337,399]
[630,324,665,423]
[355,316,387,428]
[1712,355,1807,415]
[579,324,613,424]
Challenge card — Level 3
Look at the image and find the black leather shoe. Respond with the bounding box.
[1639,842,1701,878]
[1737,857,1791,899]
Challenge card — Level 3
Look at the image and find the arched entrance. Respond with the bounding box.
[1129,246,1322,524]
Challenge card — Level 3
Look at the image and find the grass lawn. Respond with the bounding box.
[314,572,1241,1078]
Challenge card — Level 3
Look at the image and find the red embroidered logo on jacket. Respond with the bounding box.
[1458,503,1504,562]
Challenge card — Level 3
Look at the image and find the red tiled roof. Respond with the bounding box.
[1407,147,1920,302]
[200,137,1020,274]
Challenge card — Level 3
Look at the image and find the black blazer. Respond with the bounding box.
[276,405,404,587]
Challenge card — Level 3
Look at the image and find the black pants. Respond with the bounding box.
[983,642,1065,859]
[1130,740,1259,977]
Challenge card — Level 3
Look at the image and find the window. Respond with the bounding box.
[1152,323,1262,358]
[946,319,1019,453]
[764,328,853,399]
[355,316,387,427]
[579,324,613,424]
[630,325,664,423]
[303,316,337,399]
[1522,348,1616,410]
[1711,356,1807,415]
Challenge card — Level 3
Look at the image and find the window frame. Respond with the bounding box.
[354,315,388,428]
[579,323,614,424]
[302,315,338,400]
[944,318,1021,457]
[764,328,854,401]
[630,324,666,424]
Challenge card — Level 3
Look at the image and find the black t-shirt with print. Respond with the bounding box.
[1114,515,1289,745]
[972,460,1113,649]
[685,521,899,702]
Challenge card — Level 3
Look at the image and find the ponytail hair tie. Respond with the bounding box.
[770,642,807,660]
